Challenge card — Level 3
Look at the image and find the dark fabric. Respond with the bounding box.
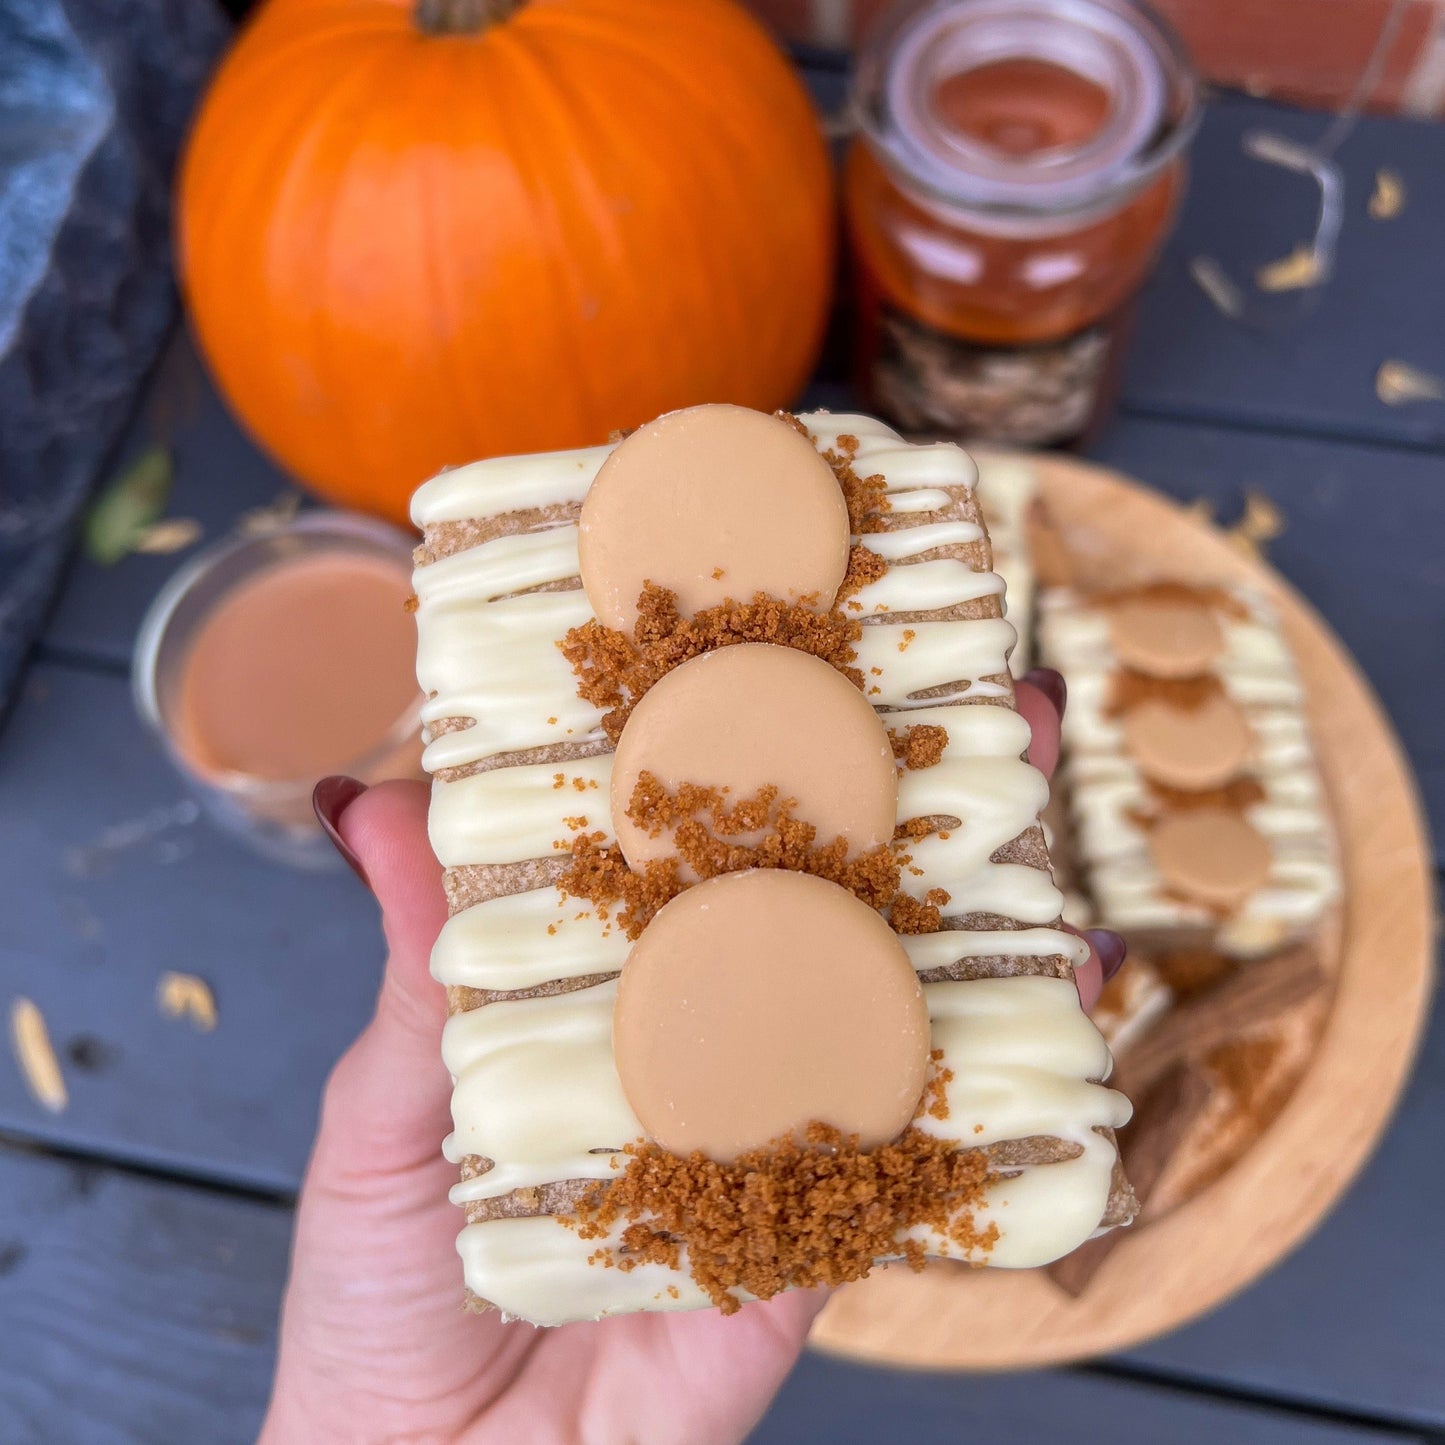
[0,0,228,722]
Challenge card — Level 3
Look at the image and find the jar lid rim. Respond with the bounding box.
[852,0,1200,218]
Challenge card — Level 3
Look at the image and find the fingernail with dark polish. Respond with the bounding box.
[1084,928,1127,982]
[313,776,369,885]
[1022,667,1067,721]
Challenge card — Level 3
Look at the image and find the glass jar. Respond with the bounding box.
[845,0,1199,446]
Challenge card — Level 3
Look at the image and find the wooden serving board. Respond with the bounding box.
[809,453,1436,1370]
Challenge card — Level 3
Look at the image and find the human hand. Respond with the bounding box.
[261,671,1120,1445]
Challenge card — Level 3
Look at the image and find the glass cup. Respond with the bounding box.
[133,510,423,869]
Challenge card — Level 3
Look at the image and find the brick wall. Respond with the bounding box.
[745,0,1445,116]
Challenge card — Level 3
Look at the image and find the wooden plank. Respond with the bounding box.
[0,1144,282,1445]
[0,1141,1418,1445]
[1115,972,1445,1431]
[1121,96,1445,448]
[755,1352,1423,1445]
[0,662,381,1194]
[1086,414,1445,864]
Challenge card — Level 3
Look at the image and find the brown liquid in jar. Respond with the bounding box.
[847,142,1181,348]
[934,57,1112,157]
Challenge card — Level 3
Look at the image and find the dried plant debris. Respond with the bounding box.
[239,491,303,536]
[1368,168,1405,220]
[1180,493,1281,558]
[84,447,173,565]
[158,973,218,1032]
[1376,360,1445,406]
[1227,491,1286,559]
[131,517,203,555]
[1187,257,1246,320]
[1255,245,1326,294]
[9,998,67,1112]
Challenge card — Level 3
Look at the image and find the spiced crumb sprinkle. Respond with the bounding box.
[889,724,948,769]
[784,418,893,535]
[916,1048,954,1121]
[556,774,929,938]
[837,544,887,603]
[554,832,685,939]
[555,773,949,939]
[564,1122,996,1314]
[560,584,864,745]
[892,888,951,934]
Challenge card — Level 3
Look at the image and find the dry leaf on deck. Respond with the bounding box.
[1256,245,1324,293]
[132,518,204,555]
[83,447,173,565]
[9,998,67,1112]
[1188,256,1245,319]
[239,492,303,536]
[158,972,218,1032]
[1227,491,1285,559]
[1368,169,1405,220]
[1376,360,1445,406]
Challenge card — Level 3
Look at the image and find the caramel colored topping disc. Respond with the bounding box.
[611,643,897,873]
[613,870,930,1162]
[579,405,850,631]
[1150,808,1271,910]
[1122,692,1254,790]
[1108,597,1225,678]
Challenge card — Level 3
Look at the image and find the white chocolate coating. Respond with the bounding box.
[973,453,1039,676]
[416,411,1127,1324]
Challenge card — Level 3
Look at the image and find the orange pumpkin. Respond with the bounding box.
[177,0,834,523]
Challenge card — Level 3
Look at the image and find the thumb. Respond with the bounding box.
[311,777,452,1178]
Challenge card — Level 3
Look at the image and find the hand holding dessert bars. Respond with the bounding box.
[411,405,1135,1326]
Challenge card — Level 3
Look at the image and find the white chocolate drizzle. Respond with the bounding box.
[417,410,1125,1324]
[428,755,613,869]
[442,981,640,1202]
[451,977,1128,1323]
[972,452,1039,676]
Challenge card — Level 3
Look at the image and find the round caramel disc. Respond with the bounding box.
[578,405,850,631]
[611,643,897,873]
[1150,808,1271,910]
[1122,692,1254,790]
[613,870,930,1161]
[1108,597,1225,679]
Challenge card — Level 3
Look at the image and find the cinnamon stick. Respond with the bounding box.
[1117,944,1325,1097]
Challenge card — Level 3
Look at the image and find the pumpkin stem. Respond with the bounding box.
[414,0,525,35]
